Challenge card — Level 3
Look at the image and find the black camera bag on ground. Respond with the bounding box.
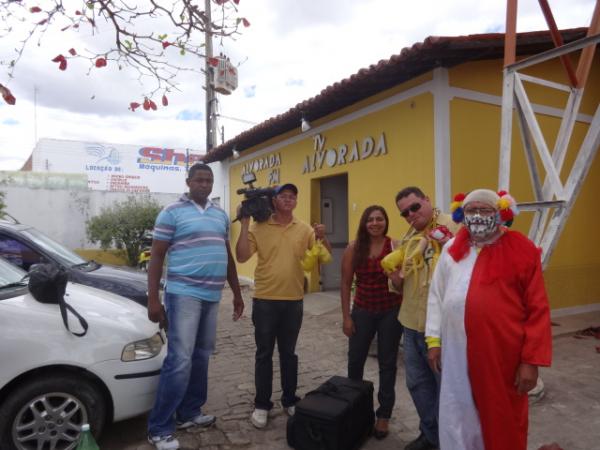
[28,264,88,337]
[287,376,374,450]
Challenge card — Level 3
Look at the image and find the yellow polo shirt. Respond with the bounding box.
[248,216,315,300]
[398,212,460,332]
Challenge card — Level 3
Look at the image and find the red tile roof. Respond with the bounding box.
[204,27,589,163]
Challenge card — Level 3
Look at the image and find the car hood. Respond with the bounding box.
[0,282,163,389]
[63,282,155,334]
[78,263,148,288]
[0,282,159,356]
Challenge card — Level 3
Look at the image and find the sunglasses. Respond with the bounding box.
[400,202,422,218]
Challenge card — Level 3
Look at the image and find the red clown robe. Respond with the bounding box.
[426,228,552,450]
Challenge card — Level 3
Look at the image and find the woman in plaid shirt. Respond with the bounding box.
[340,205,403,440]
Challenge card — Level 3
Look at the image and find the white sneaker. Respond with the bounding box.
[284,405,295,416]
[176,413,216,430]
[147,434,180,450]
[250,408,268,428]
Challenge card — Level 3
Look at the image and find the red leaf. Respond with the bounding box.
[233,0,240,4]
[29,6,42,13]
[149,100,157,111]
[207,57,219,67]
[52,54,67,70]
[95,58,107,68]
[61,25,71,31]
[129,102,141,111]
[68,48,77,56]
[75,10,82,15]
[0,84,16,105]
[73,24,79,29]
[143,98,151,111]
[162,95,169,106]
[242,18,250,27]
[37,19,48,25]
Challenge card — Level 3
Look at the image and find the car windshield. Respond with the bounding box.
[0,257,28,287]
[20,228,87,267]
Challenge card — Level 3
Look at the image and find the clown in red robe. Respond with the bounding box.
[426,227,552,450]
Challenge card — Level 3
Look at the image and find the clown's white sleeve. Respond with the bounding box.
[426,243,452,345]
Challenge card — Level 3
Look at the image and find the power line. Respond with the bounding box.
[216,113,257,125]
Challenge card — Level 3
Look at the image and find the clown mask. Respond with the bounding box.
[463,207,499,240]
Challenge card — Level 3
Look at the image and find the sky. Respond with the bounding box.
[0,0,596,170]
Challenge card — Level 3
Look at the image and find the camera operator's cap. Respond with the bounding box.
[274,183,298,195]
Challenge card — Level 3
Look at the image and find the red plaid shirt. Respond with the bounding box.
[353,236,402,312]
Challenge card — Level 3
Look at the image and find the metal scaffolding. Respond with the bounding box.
[498,0,600,268]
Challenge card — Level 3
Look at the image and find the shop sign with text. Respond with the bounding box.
[302,132,387,174]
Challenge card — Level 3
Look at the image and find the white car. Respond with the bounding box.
[0,258,166,450]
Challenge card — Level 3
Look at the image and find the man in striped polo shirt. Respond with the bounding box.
[147,163,244,450]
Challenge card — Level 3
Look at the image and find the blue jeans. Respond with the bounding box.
[148,293,219,437]
[348,305,403,419]
[252,299,303,410]
[403,327,440,446]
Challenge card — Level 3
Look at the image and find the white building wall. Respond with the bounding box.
[1,172,178,249]
[32,138,207,195]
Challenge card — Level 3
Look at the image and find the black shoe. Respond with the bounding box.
[404,432,438,450]
[373,418,389,440]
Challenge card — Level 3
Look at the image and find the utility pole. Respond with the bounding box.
[205,0,217,152]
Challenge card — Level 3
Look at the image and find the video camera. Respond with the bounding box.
[235,172,276,222]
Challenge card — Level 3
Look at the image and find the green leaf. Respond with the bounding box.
[180,48,186,56]
[158,33,168,41]
[86,196,161,266]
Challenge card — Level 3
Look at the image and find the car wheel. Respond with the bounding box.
[0,374,107,450]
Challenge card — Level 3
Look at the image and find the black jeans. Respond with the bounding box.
[348,304,403,419]
[252,298,303,410]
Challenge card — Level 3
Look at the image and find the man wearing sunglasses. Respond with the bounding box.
[389,186,459,450]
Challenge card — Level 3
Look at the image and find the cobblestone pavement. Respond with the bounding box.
[99,288,600,450]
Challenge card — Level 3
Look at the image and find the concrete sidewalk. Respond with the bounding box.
[99,288,600,450]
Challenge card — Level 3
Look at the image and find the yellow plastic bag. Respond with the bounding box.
[380,247,405,274]
[300,240,331,271]
[316,240,332,264]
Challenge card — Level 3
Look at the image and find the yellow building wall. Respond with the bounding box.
[449,57,600,310]
[228,53,600,310]
[229,92,436,285]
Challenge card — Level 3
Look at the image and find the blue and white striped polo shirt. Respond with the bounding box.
[153,194,230,302]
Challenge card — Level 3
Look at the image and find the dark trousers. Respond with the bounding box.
[348,304,403,419]
[252,298,303,410]
[403,327,440,446]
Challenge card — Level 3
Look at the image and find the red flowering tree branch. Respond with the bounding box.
[0,0,250,109]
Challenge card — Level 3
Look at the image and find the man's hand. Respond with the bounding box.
[148,301,167,330]
[427,347,442,373]
[313,223,326,240]
[342,316,355,337]
[232,295,244,321]
[236,204,251,225]
[387,269,404,291]
[515,362,538,394]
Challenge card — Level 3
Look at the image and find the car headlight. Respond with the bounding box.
[121,332,164,362]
